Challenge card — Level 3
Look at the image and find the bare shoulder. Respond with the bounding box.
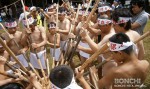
[16,31,22,34]
[92,23,99,29]
[38,26,46,33]
[106,67,123,77]
[65,18,70,23]
[139,60,149,68]
[130,30,140,38]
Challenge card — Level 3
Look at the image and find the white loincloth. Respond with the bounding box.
[60,41,67,51]
[30,50,47,69]
[10,54,28,68]
[50,48,61,61]
[79,41,90,59]
[6,70,13,74]
[51,76,83,89]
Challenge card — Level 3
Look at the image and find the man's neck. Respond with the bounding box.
[123,52,138,63]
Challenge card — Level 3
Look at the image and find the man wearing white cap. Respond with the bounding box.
[29,6,43,27]
[1,18,29,68]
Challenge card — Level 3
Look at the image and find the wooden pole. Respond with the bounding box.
[79,43,109,71]
[0,37,28,73]
[67,0,101,64]
[82,30,150,73]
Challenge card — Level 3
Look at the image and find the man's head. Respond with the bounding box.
[112,8,132,33]
[47,4,54,12]
[109,33,133,62]
[48,22,56,34]
[113,0,119,6]
[30,6,38,16]
[98,4,112,17]
[22,15,37,31]
[78,8,89,22]
[97,14,112,34]
[5,18,17,34]
[49,65,74,88]
[58,7,66,21]
[0,83,23,89]
[130,0,145,15]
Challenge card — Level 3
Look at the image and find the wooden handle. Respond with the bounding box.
[0,71,18,79]
[0,37,28,73]
[79,43,108,71]
[21,0,29,28]
[134,31,150,43]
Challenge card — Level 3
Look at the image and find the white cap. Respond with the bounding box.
[30,6,36,12]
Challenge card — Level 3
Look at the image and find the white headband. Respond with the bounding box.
[5,21,17,28]
[97,18,112,25]
[49,24,56,29]
[22,17,34,26]
[98,6,112,13]
[78,10,89,16]
[109,41,133,51]
[113,17,131,24]
[51,76,78,89]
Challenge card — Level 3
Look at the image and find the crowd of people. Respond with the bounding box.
[0,0,150,89]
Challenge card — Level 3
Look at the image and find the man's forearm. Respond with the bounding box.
[78,77,91,89]
[58,29,69,35]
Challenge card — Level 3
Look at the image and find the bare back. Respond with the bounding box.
[112,60,149,89]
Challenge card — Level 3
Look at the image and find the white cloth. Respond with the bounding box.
[50,48,61,61]
[60,41,67,51]
[51,76,83,89]
[79,41,90,59]
[30,50,47,69]
[19,12,30,28]
[19,12,30,22]
[10,54,28,68]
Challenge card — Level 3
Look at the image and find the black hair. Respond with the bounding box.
[130,0,145,9]
[49,65,74,88]
[58,7,67,13]
[109,33,133,55]
[5,15,16,23]
[0,83,23,89]
[48,22,56,28]
[112,8,132,31]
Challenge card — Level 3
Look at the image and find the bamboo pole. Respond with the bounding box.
[66,0,101,64]
[82,30,150,72]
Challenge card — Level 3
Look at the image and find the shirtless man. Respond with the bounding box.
[77,33,149,89]
[0,56,24,87]
[28,65,91,89]
[1,18,28,68]
[22,16,47,72]
[78,15,117,79]
[47,22,61,65]
[112,8,145,60]
[75,9,94,64]
[57,7,70,51]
